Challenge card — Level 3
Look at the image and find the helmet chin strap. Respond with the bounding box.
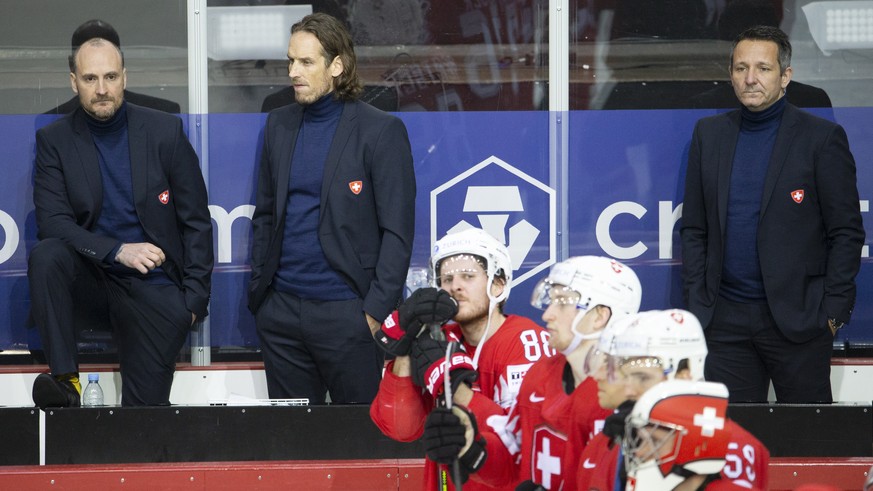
[471,277,503,369]
[560,309,601,356]
[471,297,497,369]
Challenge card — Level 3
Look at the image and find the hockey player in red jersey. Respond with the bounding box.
[575,312,643,491]
[440,256,642,490]
[370,227,552,490]
[577,310,770,491]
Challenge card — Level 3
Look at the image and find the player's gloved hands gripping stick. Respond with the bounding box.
[423,405,487,485]
[374,287,458,357]
[409,336,477,396]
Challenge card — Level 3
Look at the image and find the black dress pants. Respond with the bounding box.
[254,288,384,404]
[704,296,833,403]
[28,238,191,406]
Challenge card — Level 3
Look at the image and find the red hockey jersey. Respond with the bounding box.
[370,314,551,491]
[474,355,609,490]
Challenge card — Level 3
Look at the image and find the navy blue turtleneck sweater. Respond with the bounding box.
[720,96,787,303]
[87,103,167,281]
[274,94,356,300]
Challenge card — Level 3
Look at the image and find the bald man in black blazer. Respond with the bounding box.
[30,38,212,408]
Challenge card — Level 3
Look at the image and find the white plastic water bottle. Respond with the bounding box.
[82,373,104,407]
[405,266,431,299]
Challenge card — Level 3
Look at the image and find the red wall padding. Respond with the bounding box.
[0,458,870,490]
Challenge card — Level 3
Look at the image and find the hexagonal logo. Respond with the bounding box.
[430,155,555,286]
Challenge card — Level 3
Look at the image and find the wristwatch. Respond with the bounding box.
[828,318,845,333]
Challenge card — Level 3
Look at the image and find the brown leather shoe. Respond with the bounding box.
[32,373,80,410]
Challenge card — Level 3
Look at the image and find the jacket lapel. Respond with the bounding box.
[717,110,741,235]
[126,105,150,214]
[759,103,797,221]
[320,101,356,213]
[71,109,103,213]
[274,106,302,228]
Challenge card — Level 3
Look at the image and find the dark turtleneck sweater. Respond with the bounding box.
[274,94,356,300]
[720,96,787,303]
[87,102,167,281]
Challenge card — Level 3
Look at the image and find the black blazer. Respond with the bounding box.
[681,103,865,343]
[248,99,415,322]
[33,104,213,318]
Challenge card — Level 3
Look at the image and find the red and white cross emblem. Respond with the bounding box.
[610,260,623,274]
[533,428,566,489]
[693,406,725,437]
[158,190,170,204]
[349,181,363,195]
[791,189,804,204]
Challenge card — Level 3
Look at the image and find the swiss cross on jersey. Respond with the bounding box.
[349,181,363,195]
[158,189,170,204]
[532,427,567,489]
[791,189,804,203]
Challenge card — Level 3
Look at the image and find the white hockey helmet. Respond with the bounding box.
[531,256,641,355]
[531,256,641,318]
[605,309,708,383]
[623,380,731,491]
[430,227,512,304]
[585,309,644,379]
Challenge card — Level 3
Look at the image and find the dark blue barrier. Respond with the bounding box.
[1,109,870,351]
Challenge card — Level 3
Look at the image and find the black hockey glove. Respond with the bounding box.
[423,406,487,485]
[516,481,547,491]
[409,335,477,396]
[373,287,457,357]
[400,287,457,333]
[603,399,636,447]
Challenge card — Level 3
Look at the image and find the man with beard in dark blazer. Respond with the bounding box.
[248,13,415,404]
[30,35,212,408]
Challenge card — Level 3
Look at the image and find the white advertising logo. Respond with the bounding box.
[0,210,19,265]
[430,155,556,285]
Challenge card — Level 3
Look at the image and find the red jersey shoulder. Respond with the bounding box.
[570,378,611,437]
[486,315,552,363]
[446,315,547,360]
[720,420,769,490]
[479,315,554,409]
[518,354,566,398]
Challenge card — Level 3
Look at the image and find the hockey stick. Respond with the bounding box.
[443,340,463,491]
